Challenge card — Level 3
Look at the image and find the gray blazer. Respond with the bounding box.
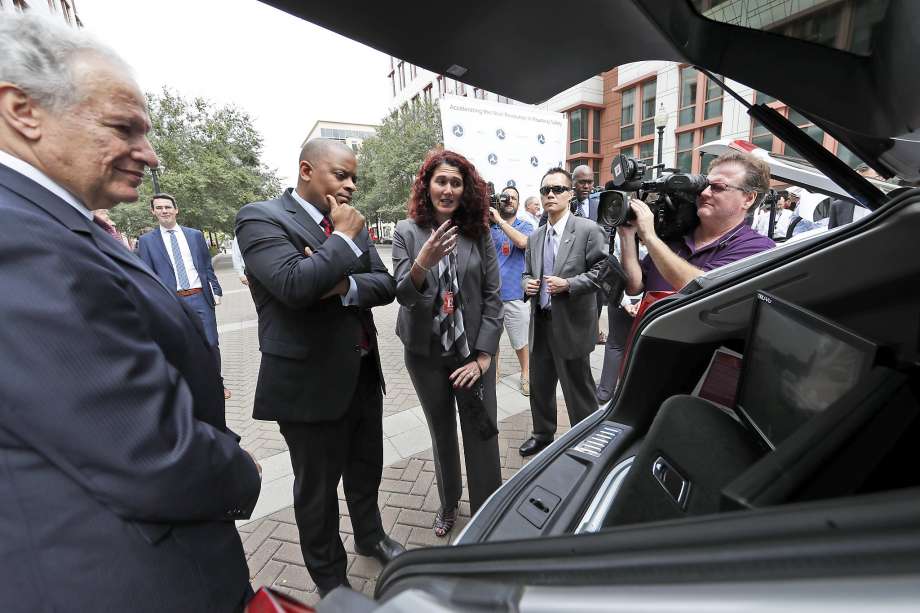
[393,218,503,357]
[522,213,608,359]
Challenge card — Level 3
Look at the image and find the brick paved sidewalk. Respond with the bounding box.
[238,409,572,606]
[211,250,590,606]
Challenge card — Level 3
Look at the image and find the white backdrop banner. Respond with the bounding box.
[439,95,566,206]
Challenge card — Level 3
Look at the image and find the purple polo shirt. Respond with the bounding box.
[641,222,775,291]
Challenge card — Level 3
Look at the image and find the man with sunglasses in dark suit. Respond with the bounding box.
[519,167,607,457]
[619,151,775,296]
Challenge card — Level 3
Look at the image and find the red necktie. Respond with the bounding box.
[320,216,333,237]
[320,214,370,351]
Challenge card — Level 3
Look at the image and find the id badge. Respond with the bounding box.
[501,241,511,256]
[441,290,454,315]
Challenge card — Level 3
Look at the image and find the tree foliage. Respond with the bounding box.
[110,88,282,240]
[352,101,443,222]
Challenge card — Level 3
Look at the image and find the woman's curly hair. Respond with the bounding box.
[407,149,489,239]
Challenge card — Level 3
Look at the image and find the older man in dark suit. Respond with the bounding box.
[0,14,261,612]
[520,167,608,457]
[236,139,401,597]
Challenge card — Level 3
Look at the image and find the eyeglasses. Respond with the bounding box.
[539,184,571,196]
[706,181,750,194]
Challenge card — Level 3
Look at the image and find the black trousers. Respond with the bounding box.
[278,356,384,591]
[529,312,596,441]
[596,305,634,403]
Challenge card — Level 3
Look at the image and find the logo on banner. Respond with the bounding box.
[537,133,546,144]
[530,156,539,167]
[452,124,464,137]
[496,128,506,140]
[487,153,498,165]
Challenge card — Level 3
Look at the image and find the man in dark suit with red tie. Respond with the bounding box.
[236,138,402,597]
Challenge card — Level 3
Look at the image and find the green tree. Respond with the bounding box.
[352,101,443,223]
[110,88,282,242]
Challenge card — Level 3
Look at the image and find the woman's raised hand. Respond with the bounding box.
[417,220,459,269]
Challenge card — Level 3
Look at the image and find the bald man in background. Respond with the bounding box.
[236,139,401,597]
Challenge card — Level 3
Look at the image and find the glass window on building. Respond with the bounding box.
[675,131,695,173]
[704,76,722,120]
[755,91,777,105]
[639,140,655,168]
[570,108,588,155]
[750,118,774,151]
[679,67,698,125]
[620,88,635,141]
[835,143,865,168]
[593,109,602,154]
[641,81,657,136]
[700,124,722,172]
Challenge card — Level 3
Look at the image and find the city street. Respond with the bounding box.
[215,247,608,605]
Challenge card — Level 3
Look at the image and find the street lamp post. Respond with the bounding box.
[654,102,668,175]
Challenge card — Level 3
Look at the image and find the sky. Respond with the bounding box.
[76,0,393,186]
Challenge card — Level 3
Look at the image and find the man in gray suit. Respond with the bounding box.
[519,167,607,456]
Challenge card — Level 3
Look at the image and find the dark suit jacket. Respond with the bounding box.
[137,225,222,306]
[523,214,608,359]
[0,163,261,613]
[235,188,396,423]
[392,218,503,357]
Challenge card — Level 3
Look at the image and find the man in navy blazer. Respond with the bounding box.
[0,15,260,612]
[137,195,229,397]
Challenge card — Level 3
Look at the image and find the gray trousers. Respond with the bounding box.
[529,312,596,441]
[404,345,502,514]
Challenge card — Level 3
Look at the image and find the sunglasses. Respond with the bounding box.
[707,182,750,194]
[539,184,571,196]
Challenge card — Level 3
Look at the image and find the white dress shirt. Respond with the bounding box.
[578,198,590,218]
[545,211,571,260]
[0,150,92,220]
[288,190,360,305]
[230,237,246,277]
[158,225,203,290]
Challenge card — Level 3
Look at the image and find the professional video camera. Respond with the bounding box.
[596,154,708,241]
[486,182,511,210]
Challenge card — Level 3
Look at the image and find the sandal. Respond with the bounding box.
[433,506,458,538]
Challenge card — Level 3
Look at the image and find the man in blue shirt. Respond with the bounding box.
[489,186,534,395]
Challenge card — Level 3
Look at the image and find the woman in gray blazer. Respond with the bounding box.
[392,150,504,537]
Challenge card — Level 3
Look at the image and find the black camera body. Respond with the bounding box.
[597,154,708,241]
[486,182,511,210]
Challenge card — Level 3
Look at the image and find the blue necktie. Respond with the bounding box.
[539,227,555,310]
[168,230,191,290]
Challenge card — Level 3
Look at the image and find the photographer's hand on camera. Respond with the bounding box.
[628,198,656,242]
[490,207,530,249]
[619,197,704,295]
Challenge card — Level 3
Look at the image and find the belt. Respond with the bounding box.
[176,288,203,297]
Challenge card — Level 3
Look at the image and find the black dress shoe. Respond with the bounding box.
[355,535,405,565]
[317,578,351,599]
[519,437,551,457]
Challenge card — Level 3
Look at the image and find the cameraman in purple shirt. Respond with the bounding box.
[619,151,775,294]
